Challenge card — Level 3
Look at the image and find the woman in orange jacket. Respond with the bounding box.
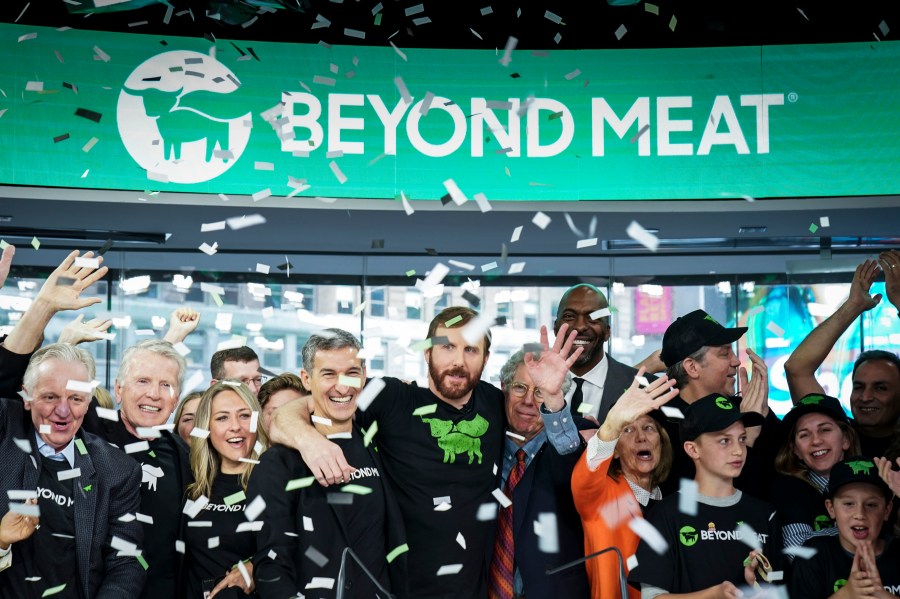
[571,371,678,599]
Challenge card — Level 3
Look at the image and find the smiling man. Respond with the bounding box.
[0,343,144,598]
[554,284,645,424]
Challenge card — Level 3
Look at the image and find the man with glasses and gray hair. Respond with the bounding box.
[0,343,144,597]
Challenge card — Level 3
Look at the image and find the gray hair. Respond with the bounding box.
[665,345,711,390]
[499,348,573,395]
[116,339,187,393]
[301,328,362,372]
[24,343,96,392]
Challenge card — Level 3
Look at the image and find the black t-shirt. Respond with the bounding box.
[332,435,389,597]
[30,456,82,599]
[82,410,189,599]
[771,474,832,533]
[629,491,782,594]
[355,377,506,598]
[184,473,258,599]
[858,429,893,461]
[790,535,900,598]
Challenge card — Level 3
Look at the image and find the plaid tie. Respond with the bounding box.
[488,449,527,599]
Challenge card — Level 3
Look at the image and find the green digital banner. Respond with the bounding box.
[1,23,899,201]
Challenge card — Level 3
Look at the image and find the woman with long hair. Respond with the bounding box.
[772,393,860,550]
[183,382,268,598]
[571,371,678,599]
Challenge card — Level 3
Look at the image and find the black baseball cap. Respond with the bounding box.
[660,309,747,367]
[679,393,765,441]
[827,456,892,500]
[782,393,850,433]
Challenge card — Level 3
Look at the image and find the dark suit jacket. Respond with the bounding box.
[571,355,648,426]
[249,440,409,599]
[510,440,591,599]
[0,398,145,599]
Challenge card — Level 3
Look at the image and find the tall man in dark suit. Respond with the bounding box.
[488,349,590,599]
[0,343,144,598]
[554,284,642,424]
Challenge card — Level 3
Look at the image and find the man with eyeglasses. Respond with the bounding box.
[488,349,590,599]
[210,346,267,396]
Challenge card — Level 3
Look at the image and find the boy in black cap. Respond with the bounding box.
[658,309,783,496]
[789,457,899,599]
[629,393,782,598]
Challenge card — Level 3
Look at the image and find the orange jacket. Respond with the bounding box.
[571,449,644,599]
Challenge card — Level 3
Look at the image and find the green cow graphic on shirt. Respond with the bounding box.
[715,396,733,410]
[846,460,875,475]
[813,514,832,531]
[420,414,490,464]
[679,525,699,546]
[800,394,825,405]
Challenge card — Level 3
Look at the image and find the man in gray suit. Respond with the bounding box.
[0,343,144,599]
[554,284,643,425]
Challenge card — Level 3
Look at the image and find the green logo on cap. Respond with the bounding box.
[679,526,699,546]
[813,515,832,531]
[834,579,848,592]
[714,396,733,410]
[801,394,825,405]
[703,314,720,325]
[846,460,875,475]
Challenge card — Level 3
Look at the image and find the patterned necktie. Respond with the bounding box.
[488,449,527,599]
[569,377,586,415]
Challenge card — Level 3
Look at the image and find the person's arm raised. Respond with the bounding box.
[163,308,200,344]
[269,396,355,487]
[784,259,881,404]
[0,245,15,289]
[3,250,108,355]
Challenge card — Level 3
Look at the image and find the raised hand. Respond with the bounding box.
[879,250,900,310]
[209,561,254,597]
[847,259,882,313]
[0,499,39,549]
[522,323,584,402]
[163,307,201,344]
[874,456,900,499]
[0,244,15,289]
[34,250,108,312]
[58,314,113,345]
[739,349,770,417]
[598,367,678,441]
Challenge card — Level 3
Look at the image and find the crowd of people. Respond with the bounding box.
[1,245,900,599]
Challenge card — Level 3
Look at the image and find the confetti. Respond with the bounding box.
[481,261,498,272]
[669,15,677,31]
[198,242,218,256]
[311,415,333,426]
[41,584,67,597]
[629,517,668,554]
[252,188,272,202]
[443,179,469,206]
[660,405,685,420]
[766,321,785,338]
[255,263,270,275]
[224,490,247,506]
[124,441,149,454]
[57,468,82,481]
[536,512,559,553]
[645,3,659,15]
[508,262,526,275]
[626,221,659,252]
[544,10,562,24]
[499,36,517,66]
[413,404,438,416]
[477,502,498,520]
[341,484,373,495]
[338,375,362,388]
[244,495,266,521]
[306,577,335,590]
[809,223,819,233]
[510,226,523,243]
[532,212,551,230]
[590,308,611,320]
[95,407,119,421]
[615,24,627,40]
[678,478,698,515]
[285,477,316,491]
[437,564,464,575]
[190,428,210,439]
[75,108,102,123]
[505,431,526,441]
[577,238,598,249]
[227,214,267,230]
[492,488,512,508]
[394,76,412,104]
[783,545,817,560]
[8,490,38,500]
[386,543,409,563]
[9,502,40,517]
[31,236,40,250]
[819,216,830,228]
[389,41,408,62]
[305,545,329,567]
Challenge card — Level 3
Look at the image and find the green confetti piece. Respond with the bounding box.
[341,484,373,495]
[444,315,463,327]
[374,12,382,25]
[136,554,149,570]
[83,484,92,492]
[211,292,224,307]
[386,543,409,564]
[148,451,156,458]
[405,269,416,277]
[549,111,563,121]
[31,236,40,250]
[0,240,8,249]
[75,438,88,455]
[223,490,246,505]
[42,584,66,597]
[363,421,378,448]
[285,476,316,491]
[409,338,433,352]
[809,223,819,233]
[412,404,438,416]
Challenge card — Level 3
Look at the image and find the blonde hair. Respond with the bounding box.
[775,417,860,486]
[93,386,114,410]
[187,382,268,500]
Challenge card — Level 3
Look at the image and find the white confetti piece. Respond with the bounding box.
[420,262,449,292]
[57,468,81,481]
[14,438,32,452]
[477,502,498,520]
[394,76,412,104]
[338,375,362,388]
[510,226,523,243]
[198,242,218,256]
[95,407,118,421]
[228,214,267,230]
[208,536,220,549]
[481,261,498,272]
[626,554,639,570]
[736,522,762,551]
[505,431,526,441]
[65,379,96,393]
[629,517,668,554]
[254,161,274,171]
[627,221,659,252]
[435,502,452,511]
[329,161,348,184]
[437,564,463,576]
[461,311,495,345]
[190,427,210,439]
[615,24,627,40]
[532,211,551,230]
[73,257,100,270]
[544,10,562,24]
[135,513,153,524]
[577,403,594,414]
[660,405,685,420]
[8,490,38,501]
[251,188,272,202]
[819,216,830,228]
[389,41,408,62]
[255,263,270,275]
[634,376,650,387]
[356,378,385,412]
[678,478,698,515]
[443,179,469,206]
[448,260,475,271]
[492,488,512,508]
[499,36,517,66]
[590,308,611,319]
[235,520,263,532]
[124,441,149,454]
[766,321,785,338]
[236,560,252,588]
[201,221,226,232]
[473,192,492,213]
[305,577,335,589]
[577,238,598,249]
[9,502,40,517]
[783,545,817,560]
[456,532,466,549]
[311,415,333,426]
[508,262,526,275]
[564,68,581,80]
[245,495,266,521]
[25,81,44,92]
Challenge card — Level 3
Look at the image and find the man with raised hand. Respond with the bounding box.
[785,256,900,458]
[554,283,645,424]
[0,343,143,598]
[273,306,581,598]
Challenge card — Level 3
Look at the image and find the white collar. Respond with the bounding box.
[34,431,77,468]
[574,352,609,388]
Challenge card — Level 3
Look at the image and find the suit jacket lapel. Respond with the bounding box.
[74,440,98,599]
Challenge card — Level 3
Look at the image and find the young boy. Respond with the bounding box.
[790,457,899,599]
[629,393,781,598]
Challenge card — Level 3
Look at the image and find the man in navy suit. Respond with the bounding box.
[0,343,144,599]
[487,349,590,599]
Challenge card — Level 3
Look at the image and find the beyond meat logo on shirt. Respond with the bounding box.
[420,414,489,464]
[679,523,768,546]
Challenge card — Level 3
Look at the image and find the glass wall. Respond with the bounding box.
[5,262,893,420]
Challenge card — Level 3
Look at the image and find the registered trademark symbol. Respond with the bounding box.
[788,92,799,103]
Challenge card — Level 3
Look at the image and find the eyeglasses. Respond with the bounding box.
[240,376,269,387]
[508,382,544,400]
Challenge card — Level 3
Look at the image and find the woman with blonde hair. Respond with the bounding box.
[772,393,860,551]
[183,382,268,598]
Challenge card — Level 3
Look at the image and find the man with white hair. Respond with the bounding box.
[0,343,144,598]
